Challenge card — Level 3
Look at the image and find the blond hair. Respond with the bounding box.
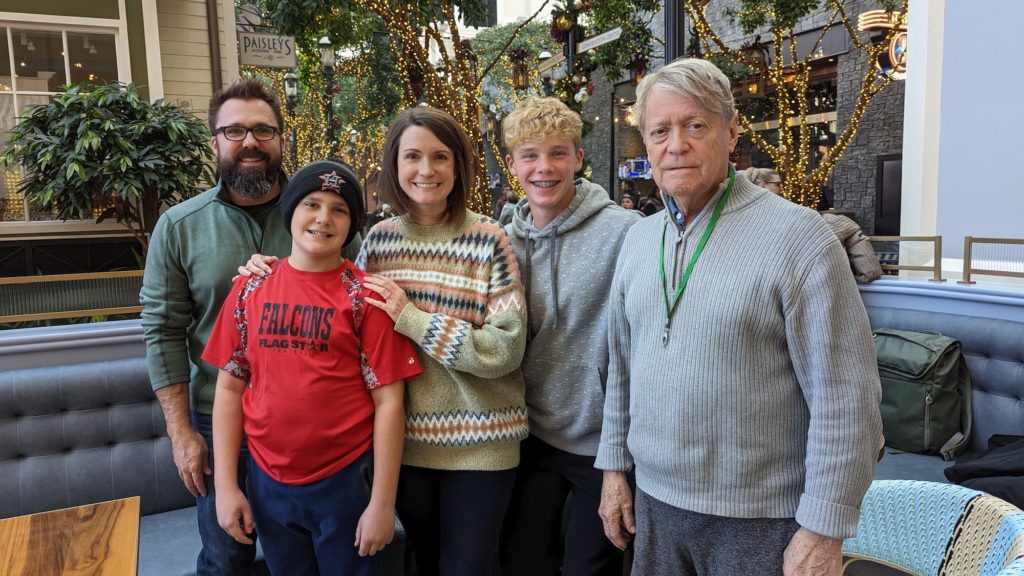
[635,58,735,139]
[502,97,583,152]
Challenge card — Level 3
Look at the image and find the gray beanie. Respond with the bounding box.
[280,160,364,247]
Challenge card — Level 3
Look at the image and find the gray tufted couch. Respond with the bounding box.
[0,322,407,575]
[0,354,272,575]
[866,305,1024,483]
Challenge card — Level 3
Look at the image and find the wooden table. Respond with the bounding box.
[0,496,140,575]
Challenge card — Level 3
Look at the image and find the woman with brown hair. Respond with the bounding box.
[357,106,528,576]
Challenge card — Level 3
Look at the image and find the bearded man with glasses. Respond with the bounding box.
[141,78,361,574]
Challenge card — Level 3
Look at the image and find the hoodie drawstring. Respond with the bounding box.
[523,228,533,298]
[549,226,560,329]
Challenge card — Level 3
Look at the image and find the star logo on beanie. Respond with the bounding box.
[319,170,346,193]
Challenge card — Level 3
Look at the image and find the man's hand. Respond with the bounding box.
[355,502,396,557]
[783,527,843,576]
[216,487,255,545]
[598,470,636,550]
[169,426,211,497]
[234,253,279,281]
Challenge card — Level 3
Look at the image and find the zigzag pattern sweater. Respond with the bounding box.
[357,210,528,471]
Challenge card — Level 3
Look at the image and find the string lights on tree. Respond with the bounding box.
[350,0,553,212]
[684,0,908,208]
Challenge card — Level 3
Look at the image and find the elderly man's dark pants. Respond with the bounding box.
[632,489,800,576]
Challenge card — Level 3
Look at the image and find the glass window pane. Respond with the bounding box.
[0,93,24,222]
[1,171,25,222]
[28,197,60,221]
[0,28,11,92]
[13,29,66,92]
[68,32,117,85]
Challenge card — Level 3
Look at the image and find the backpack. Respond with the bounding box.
[873,328,972,460]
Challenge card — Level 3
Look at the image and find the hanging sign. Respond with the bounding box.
[538,53,565,73]
[857,10,907,79]
[577,27,622,53]
[239,32,297,68]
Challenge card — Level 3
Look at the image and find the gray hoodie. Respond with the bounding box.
[505,179,641,456]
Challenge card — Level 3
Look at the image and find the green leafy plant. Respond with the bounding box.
[586,0,660,83]
[0,82,214,253]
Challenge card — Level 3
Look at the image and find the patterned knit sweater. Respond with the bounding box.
[357,210,528,471]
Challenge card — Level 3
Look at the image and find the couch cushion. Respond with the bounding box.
[873,450,952,484]
[0,358,194,518]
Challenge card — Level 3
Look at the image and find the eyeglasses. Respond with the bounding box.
[215,125,280,141]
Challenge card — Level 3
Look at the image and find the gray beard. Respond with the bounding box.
[220,154,281,201]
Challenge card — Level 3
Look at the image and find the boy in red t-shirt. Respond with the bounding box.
[203,160,422,575]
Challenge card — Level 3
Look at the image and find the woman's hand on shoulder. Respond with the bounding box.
[364,275,411,323]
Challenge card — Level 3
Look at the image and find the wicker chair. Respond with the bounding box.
[843,480,1024,575]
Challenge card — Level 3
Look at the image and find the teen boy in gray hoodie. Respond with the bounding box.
[499,97,641,576]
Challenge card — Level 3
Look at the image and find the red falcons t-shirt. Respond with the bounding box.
[203,258,422,485]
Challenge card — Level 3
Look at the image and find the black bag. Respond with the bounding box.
[944,435,1024,508]
[873,328,972,460]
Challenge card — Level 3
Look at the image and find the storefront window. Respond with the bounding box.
[0,25,119,224]
[13,29,65,92]
[68,32,117,85]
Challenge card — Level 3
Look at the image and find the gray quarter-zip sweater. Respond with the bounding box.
[505,179,641,456]
[595,172,882,540]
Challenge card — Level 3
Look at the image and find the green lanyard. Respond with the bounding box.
[658,171,735,346]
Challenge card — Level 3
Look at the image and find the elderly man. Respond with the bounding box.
[595,58,882,575]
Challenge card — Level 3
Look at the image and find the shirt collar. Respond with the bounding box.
[665,195,695,232]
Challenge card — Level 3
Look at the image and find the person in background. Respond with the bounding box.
[366,203,394,231]
[637,185,664,216]
[745,166,783,196]
[748,166,882,284]
[596,58,882,576]
[205,160,421,574]
[494,185,515,219]
[499,96,641,576]
[619,189,640,211]
[498,187,521,226]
